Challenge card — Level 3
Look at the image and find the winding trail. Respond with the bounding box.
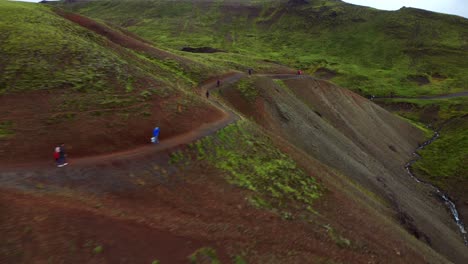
[0,73,245,172]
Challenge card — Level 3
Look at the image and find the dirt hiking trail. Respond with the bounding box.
[0,73,245,171]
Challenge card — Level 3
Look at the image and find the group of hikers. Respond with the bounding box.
[55,67,313,167]
[207,68,255,98]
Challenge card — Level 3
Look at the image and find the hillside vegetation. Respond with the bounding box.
[1,0,468,262]
[59,0,468,97]
[0,0,225,162]
[215,75,468,261]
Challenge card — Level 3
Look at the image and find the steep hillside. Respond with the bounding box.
[218,75,468,262]
[58,0,468,97]
[0,0,225,163]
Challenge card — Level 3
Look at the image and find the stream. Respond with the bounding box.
[405,130,468,245]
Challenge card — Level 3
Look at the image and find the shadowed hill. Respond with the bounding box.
[57,0,468,97]
[219,75,468,262]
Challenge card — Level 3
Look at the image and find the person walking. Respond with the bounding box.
[216,79,220,87]
[53,145,60,166]
[151,127,160,144]
[206,89,210,98]
[248,68,253,75]
[57,143,68,167]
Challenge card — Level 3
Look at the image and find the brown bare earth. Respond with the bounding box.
[0,88,224,165]
[0,134,449,263]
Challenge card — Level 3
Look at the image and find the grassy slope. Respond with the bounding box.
[413,117,468,190]
[59,0,468,97]
[379,97,468,186]
[0,0,229,95]
[0,0,132,93]
[171,120,322,212]
[0,0,231,161]
[394,98,468,199]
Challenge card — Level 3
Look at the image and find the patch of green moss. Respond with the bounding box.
[173,121,321,209]
[233,255,248,264]
[236,78,258,101]
[93,245,103,254]
[189,247,220,264]
[0,121,14,139]
[324,225,351,249]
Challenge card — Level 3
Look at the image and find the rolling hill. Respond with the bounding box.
[0,0,226,162]
[57,0,468,97]
[0,0,467,263]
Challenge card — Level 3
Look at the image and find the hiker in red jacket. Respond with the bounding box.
[53,145,60,166]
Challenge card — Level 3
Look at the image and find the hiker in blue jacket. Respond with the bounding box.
[151,127,160,144]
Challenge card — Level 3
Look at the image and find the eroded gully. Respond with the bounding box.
[405,129,468,245]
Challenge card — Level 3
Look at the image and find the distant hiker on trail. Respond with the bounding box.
[216,79,220,87]
[297,70,302,75]
[206,89,210,98]
[248,68,253,75]
[151,127,160,144]
[53,146,60,166]
[57,143,68,167]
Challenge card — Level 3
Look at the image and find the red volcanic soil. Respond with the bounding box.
[0,189,217,264]
[0,88,224,165]
[0,154,439,263]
